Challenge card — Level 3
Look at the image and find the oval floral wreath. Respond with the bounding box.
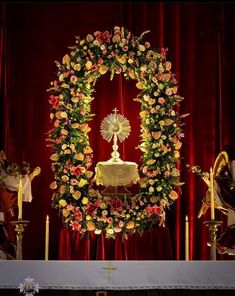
[47,26,185,239]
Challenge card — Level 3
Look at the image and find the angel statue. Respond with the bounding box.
[196,145,235,256]
[0,150,41,259]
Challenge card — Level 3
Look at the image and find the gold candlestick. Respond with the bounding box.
[11,220,29,260]
[204,220,222,260]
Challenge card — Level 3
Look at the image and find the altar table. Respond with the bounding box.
[0,261,235,291]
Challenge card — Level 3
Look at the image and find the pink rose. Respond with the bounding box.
[158,97,165,104]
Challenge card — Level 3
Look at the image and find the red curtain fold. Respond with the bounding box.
[0,3,235,260]
[58,225,172,260]
[58,227,71,260]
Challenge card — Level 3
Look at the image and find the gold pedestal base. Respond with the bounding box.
[204,220,223,261]
[10,220,30,260]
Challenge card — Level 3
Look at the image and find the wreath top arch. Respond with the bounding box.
[47,26,186,239]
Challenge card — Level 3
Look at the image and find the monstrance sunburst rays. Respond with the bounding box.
[100,108,131,163]
[100,108,131,143]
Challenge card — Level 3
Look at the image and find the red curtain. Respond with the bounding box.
[59,226,172,260]
[0,2,235,260]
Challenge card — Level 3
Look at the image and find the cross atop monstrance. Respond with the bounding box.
[102,261,117,283]
[112,107,119,114]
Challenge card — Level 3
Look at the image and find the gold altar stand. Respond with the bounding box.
[101,185,132,199]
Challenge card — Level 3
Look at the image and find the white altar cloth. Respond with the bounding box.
[0,261,235,290]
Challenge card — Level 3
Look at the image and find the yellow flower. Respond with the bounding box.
[100,203,107,210]
[74,153,84,161]
[95,229,102,235]
[62,209,70,217]
[157,186,162,192]
[126,221,135,229]
[107,228,114,235]
[164,119,174,126]
[73,63,81,71]
[61,83,69,89]
[71,123,79,129]
[148,98,155,105]
[102,210,108,216]
[72,190,81,200]
[152,131,161,140]
[80,39,85,46]
[163,73,171,82]
[88,189,98,197]
[86,215,92,221]
[78,179,87,187]
[146,159,156,165]
[61,112,67,118]
[150,196,158,203]
[81,197,88,205]
[138,44,145,51]
[61,175,69,182]
[62,54,70,65]
[116,55,126,64]
[87,76,94,83]
[55,111,62,119]
[59,185,66,194]
[165,61,172,71]
[112,34,121,43]
[136,81,145,89]
[71,97,79,103]
[87,221,95,231]
[86,34,94,42]
[83,146,93,154]
[61,129,68,135]
[139,110,147,118]
[49,181,57,190]
[169,190,178,200]
[86,171,93,179]
[59,199,67,207]
[175,141,182,150]
[64,149,71,154]
[59,74,64,81]
[98,65,108,75]
[171,168,180,177]
[149,186,154,193]
[50,153,58,161]
[128,68,135,79]
[85,60,92,70]
[174,151,180,158]
[172,86,178,94]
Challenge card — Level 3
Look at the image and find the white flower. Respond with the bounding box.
[19,276,39,295]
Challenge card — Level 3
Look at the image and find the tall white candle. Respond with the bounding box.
[45,215,49,261]
[185,215,189,261]
[210,167,215,220]
[17,178,23,220]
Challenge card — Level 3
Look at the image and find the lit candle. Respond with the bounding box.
[210,167,215,220]
[45,215,49,261]
[185,215,189,261]
[17,178,23,220]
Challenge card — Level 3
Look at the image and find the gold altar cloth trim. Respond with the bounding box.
[94,161,140,187]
